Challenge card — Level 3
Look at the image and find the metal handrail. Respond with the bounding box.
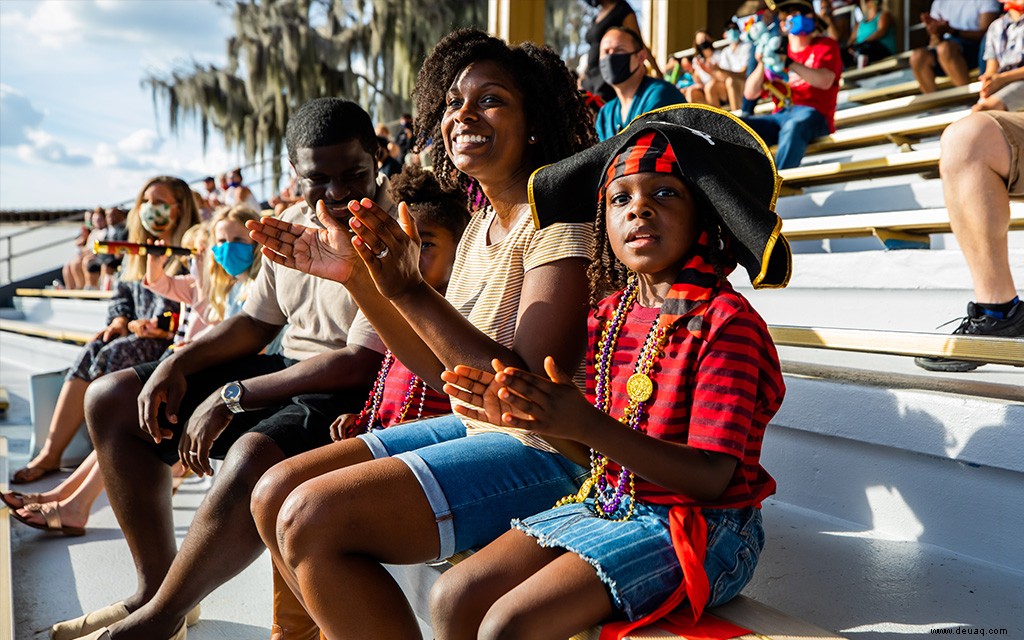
[1,211,83,240]
[1,216,83,284]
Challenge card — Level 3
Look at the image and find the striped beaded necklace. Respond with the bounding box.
[352,351,429,437]
[556,277,670,522]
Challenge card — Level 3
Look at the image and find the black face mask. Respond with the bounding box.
[584,0,601,6]
[599,51,638,86]
[698,41,714,52]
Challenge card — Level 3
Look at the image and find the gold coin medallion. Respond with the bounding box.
[626,373,653,403]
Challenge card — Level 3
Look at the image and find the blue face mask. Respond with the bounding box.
[211,241,256,277]
[726,29,741,44]
[786,14,816,36]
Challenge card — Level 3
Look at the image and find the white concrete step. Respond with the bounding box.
[733,249,1024,334]
[12,295,108,334]
[770,368,1023,571]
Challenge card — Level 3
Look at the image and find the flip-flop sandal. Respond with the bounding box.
[10,464,60,484]
[12,501,86,536]
[1,490,43,510]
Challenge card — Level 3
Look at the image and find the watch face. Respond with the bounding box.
[223,383,242,401]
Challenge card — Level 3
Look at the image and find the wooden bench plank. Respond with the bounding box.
[779,148,940,190]
[833,82,979,128]
[802,109,966,156]
[769,325,1024,366]
[781,204,1024,243]
[14,288,113,300]
[842,69,978,106]
[0,318,93,345]
[840,51,912,86]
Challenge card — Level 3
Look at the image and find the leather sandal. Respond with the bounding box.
[10,464,60,484]
[1,490,44,510]
[75,623,186,640]
[50,602,200,640]
[13,502,85,537]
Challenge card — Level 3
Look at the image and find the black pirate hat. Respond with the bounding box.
[528,103,791,289]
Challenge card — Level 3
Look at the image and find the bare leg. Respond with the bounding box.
[911,48,938,94]
[685,85,708,104]
[16,453,104,529]
[251,437,375,599]
[82,255,99,288]
[69,256,85,290]
[3,451,97,509]
[430,528,566,640]
[277,458,443,639]
[940,113,1016,303]
[936,41,971,87]
[725,75,744,111]
[106,432,288,639]
[20,376,90,475]
[62,261,75,289]
[86,370,177,609]
[475,531,613,640]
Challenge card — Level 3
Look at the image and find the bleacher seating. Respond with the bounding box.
[2,40,1022,639]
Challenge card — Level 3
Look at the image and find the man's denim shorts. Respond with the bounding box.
[513,500,764,621]
[357,414,589,560]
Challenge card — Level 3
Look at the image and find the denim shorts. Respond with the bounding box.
[513,501,764,621]
[358,414,590,560]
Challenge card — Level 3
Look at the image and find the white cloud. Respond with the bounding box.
[2,1,82,48]
[16,131,90,166]
[0,84,45,146]
[1,0,230,57]
[117,129,163,155]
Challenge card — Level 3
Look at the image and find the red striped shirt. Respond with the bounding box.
[373,359,451,429]
[588,281,783,509]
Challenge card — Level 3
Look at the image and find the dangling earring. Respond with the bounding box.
[528,135,537,144]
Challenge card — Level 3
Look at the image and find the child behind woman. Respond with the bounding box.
[436,104,792,639]
[270,164,472,639]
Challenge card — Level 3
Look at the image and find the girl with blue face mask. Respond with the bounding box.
[205,206,261,322]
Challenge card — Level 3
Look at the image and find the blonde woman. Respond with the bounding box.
[2,205,257,539]
[6,176,199,492]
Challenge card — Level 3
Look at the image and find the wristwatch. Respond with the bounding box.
[220,381,246,414]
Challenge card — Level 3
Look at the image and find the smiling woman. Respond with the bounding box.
[245,28,603,638]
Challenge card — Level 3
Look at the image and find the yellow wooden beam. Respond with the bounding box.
[14,288,113,300]
[770,326,1024,366]
[488,0,544,45]
[0,319,93,345]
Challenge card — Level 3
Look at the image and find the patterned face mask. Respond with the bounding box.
[139,202,174,235]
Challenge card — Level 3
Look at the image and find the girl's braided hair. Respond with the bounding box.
[587,182,731,308]
[413,28,597,208]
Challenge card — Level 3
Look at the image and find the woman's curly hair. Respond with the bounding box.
[413,28,597,208]
[587,182,731,308]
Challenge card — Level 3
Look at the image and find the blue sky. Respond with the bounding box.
[0,0,254,210]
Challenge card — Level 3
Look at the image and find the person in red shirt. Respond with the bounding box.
[433,104,790,640]
[741,0,843,169]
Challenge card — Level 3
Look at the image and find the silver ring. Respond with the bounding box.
[375,247,389,259]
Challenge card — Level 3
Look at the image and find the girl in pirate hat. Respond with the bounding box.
[437,104,791,639]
